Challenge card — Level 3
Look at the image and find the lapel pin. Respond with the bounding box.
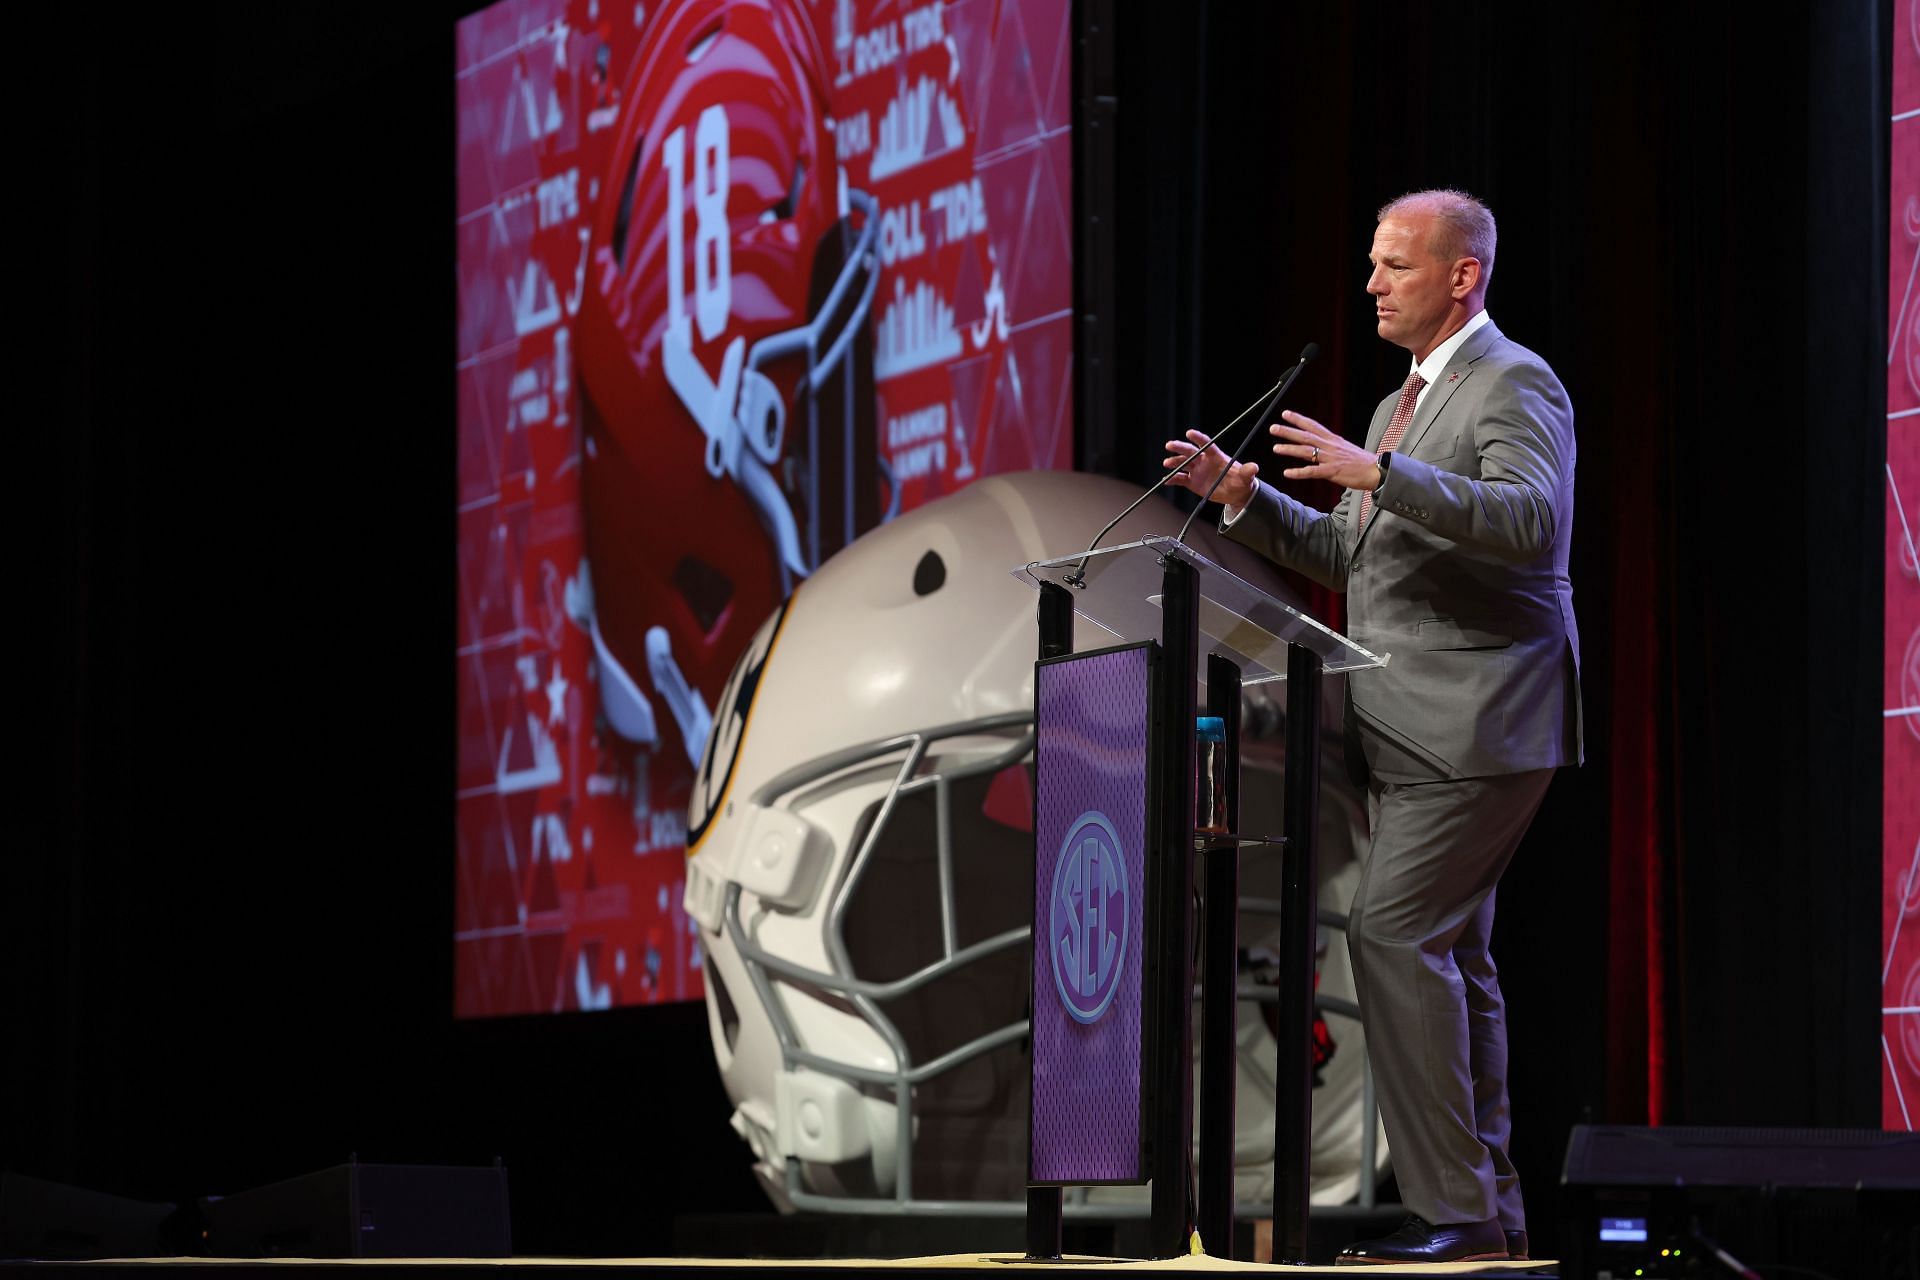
[1447,373,1459,383]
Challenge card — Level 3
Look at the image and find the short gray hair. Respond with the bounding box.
[1378,189,1496,288]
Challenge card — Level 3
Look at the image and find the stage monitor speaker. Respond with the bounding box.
[0,1173,178,1259]
[1560,1124,1920,1280]
[201,1160,510,1258]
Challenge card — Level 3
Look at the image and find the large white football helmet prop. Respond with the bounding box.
[683,469,1386,1212]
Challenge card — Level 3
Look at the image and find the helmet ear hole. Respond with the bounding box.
[912,550,946,597]
[673,555,735,637]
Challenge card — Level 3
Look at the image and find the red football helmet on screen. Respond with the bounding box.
[575,0,883,761]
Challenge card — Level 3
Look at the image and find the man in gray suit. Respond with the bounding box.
[1164,189,1581,1265]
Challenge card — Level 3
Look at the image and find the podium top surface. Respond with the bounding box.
[1014,536,1388,683]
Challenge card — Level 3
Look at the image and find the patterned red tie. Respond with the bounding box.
[1357,370,1426,531]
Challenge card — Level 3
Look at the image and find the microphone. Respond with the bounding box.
[1059,366,1296,587]
[1173,342,1319,547]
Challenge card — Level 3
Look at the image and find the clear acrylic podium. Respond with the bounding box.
[1014,535,1385,1263]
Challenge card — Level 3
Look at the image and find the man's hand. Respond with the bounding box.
[1163,430,1261,509]
[1268,410,1383,491]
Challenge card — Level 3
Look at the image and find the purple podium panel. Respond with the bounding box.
[1031,643,1152,1185]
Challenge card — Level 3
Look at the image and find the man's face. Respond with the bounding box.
[1366,213,1463,358]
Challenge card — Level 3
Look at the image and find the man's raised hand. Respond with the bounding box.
[1163,429,1260,510]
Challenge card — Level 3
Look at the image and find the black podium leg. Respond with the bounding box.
[1038,581,1074,659]
[1025,584,1073,1258]
[1147,556,1198,1259]
[1024,1186,1063,1261]
[1271,644,1321,1264]
[1197,654,1241,1257]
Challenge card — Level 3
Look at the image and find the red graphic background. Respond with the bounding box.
[455,0,1073,1017]
[1884,0,1920,1130]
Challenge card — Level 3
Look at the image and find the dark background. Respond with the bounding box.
[12,0,1888,1261]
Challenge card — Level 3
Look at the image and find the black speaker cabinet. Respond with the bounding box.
[1560,1125,1920,1280]
[0,1173,178,1259]
[202,1161,510,1258]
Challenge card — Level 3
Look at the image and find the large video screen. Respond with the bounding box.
[455,0,1073,1017]
[1886,0,1919,1129]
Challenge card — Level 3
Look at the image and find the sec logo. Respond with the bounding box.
[1049,811,1129,1025]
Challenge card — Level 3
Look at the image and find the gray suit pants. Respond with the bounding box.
[1347,759,1553,1228]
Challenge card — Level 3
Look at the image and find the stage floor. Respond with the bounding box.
[5,1255,1557,1279]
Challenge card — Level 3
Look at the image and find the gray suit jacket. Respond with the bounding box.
[1224,320,1583,781]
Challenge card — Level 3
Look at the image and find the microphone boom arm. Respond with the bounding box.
[1060,375,1281,585]
[1174,345,1316,548]
[1062,343,1318,585]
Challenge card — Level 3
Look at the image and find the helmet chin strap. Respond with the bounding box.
[590,615,661,748]
[735,448,812,585]
[646,624,715,767]
[664,319,748,478]
[662,318,809,581]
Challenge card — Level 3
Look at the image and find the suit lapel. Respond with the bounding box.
[1392,366,1473,462]
[1396,321,1501,460]
[1349,320,1503,559]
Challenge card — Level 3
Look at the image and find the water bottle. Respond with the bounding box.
[1195,716,1228,835]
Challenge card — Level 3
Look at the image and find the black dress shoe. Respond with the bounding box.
[1335,1215,1508,1265]
[1505,1228,1529,1260]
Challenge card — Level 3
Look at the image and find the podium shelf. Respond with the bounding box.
[1193,832,1286,851]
